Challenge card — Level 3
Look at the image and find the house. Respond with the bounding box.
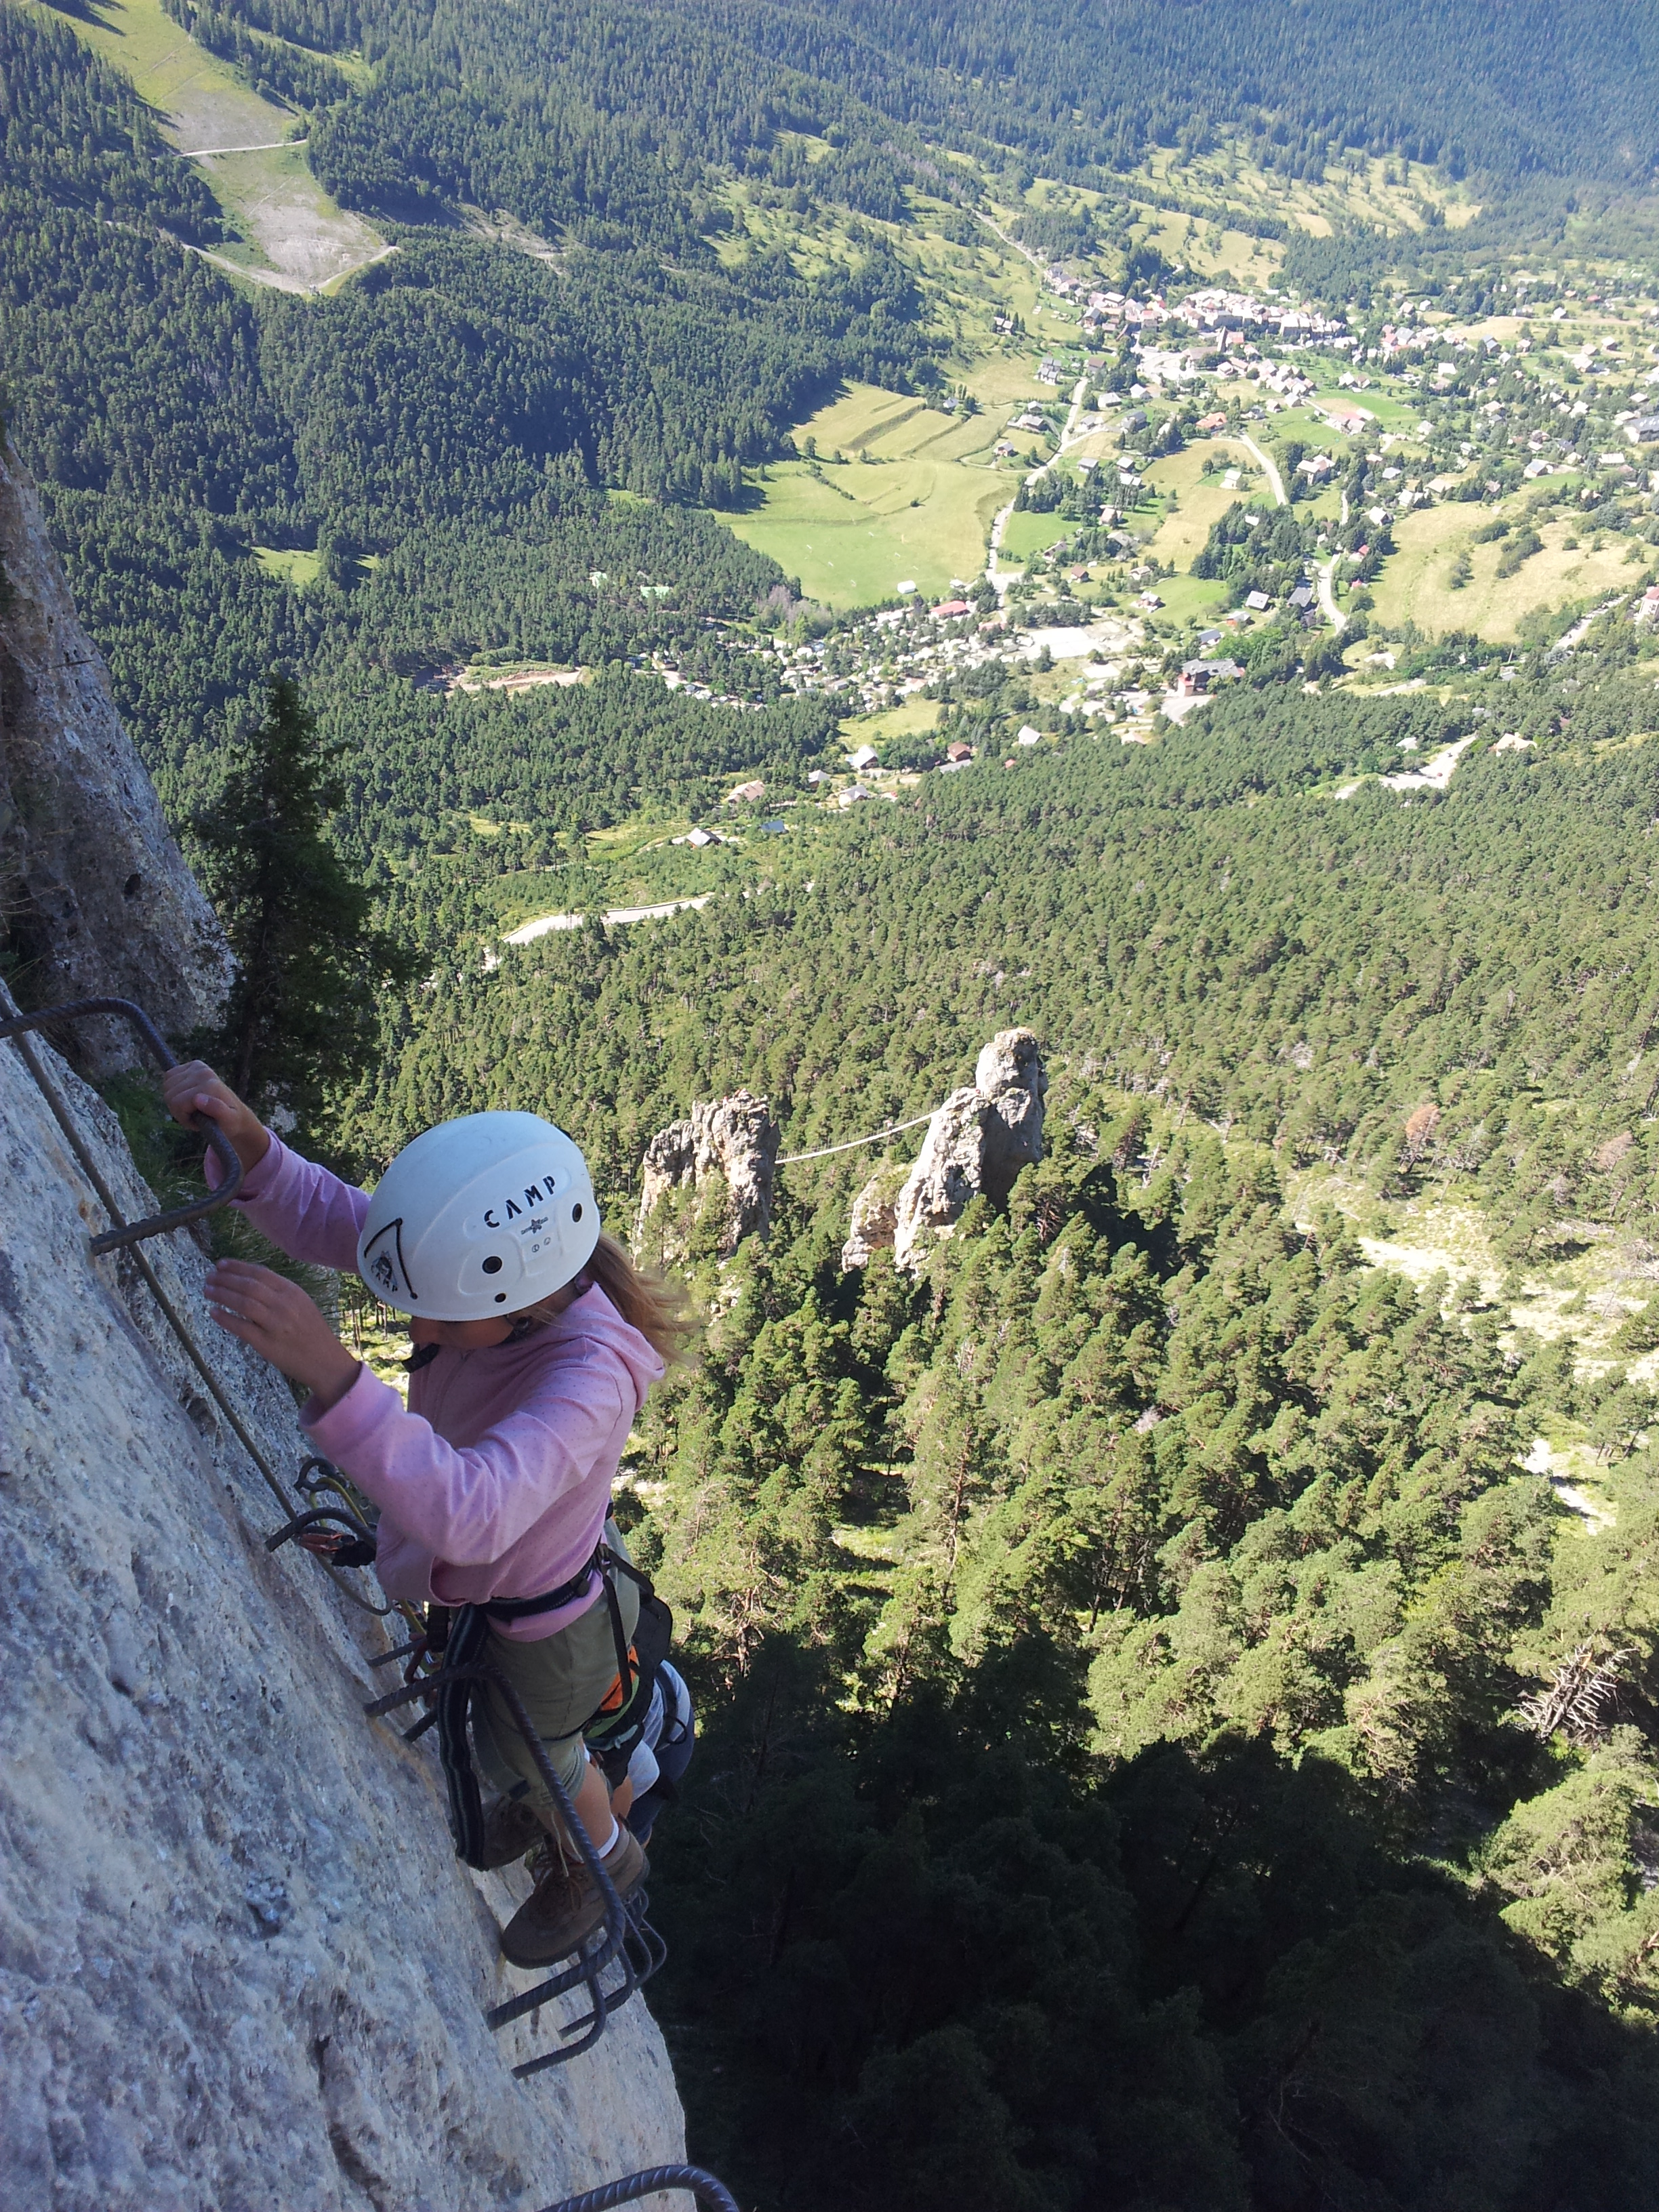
[1296,453,1334,482]
[838,783,873,808]
[1016,726,1042,746]
[846,744,880,771]
[1245,589,1272,611]
[1195,412,1227,433]
[1289,583,1315,612]
[945,741,974,763]
[759,819,788,834]
[726,778,765,803]
[684,825,716,847]
[1626,415,1659,444]
[1067,565,1090,583]
[1075,457,1097,476]
[932,598,971,619]
[1138,590,1163,610]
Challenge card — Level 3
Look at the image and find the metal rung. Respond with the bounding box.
[0,996,245,1251]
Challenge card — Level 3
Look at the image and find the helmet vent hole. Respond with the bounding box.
[494,1292,507,1304]
[571,1202,583,1223]
[482,1254,504,1275]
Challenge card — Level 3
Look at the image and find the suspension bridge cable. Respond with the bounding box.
[776,1104,941,1164]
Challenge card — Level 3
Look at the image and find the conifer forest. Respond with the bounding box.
[14,0,1659,2202]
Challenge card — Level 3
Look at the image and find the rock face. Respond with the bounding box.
[840,1159,909,1272]
[636,1089,779,1261]
[0,435,229,1074]
[890,1028,1048,1271]
[0,1034,687,2211]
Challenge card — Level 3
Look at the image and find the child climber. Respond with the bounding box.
[162,1063,693,1967]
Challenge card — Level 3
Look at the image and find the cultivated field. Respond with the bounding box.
[727,382,1013,605]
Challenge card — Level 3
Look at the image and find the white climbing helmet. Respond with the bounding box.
[356,1112,600,1320]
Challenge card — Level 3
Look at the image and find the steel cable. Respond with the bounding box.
[775,1103,939,1163]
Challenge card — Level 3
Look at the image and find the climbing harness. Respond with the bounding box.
[533,2165,740,2212]
[2,986,657,2076]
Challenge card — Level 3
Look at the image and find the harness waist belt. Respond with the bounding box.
[480,1547,602,1624]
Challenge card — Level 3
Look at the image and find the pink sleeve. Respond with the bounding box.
[300,1359,627,1565]
[209,1133,369,1275]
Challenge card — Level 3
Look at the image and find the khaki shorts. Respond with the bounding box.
[470,1525,640,1805]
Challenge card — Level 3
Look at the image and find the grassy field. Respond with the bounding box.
[252,545,322,587]
[1141,441,1263,567]
[1372,504,1650,640]
[1000,509,1073,562]
[726,382,1015,605]
[31,0,283,148]
[840,698,944,746]
[30,0,384,291]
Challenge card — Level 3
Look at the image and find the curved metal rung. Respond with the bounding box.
[264,1505,377,1565]
[0,996,245,1250]
[621,1892,668,1986]
[529,2163,741,2212]
[511,1945,626,2076]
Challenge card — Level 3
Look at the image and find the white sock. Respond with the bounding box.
[593,1816,620,1860]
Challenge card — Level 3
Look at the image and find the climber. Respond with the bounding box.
[161,1061,695,1967]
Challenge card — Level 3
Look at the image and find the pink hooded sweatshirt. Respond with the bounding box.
[225,1135,665,1639]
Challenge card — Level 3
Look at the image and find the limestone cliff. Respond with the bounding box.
[0,435,230,1074]
[636,1090,779,1263]
[0,1031,689,2211]
[886,1029,1048,1271]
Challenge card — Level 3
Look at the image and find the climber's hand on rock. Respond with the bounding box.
[161,1061,271,1176]
[204,1261,361,1410]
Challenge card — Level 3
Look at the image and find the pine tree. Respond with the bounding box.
[191,675,412,1151]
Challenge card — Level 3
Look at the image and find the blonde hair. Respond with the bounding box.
[514,1232,699,1366]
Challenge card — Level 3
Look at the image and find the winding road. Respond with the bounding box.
[986,375,1096,594]
[1239,432,1286,507]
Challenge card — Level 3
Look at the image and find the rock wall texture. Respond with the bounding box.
[0,436,230,1074]
[0,1034,688,2212]
[840,1160,909,1273]
[890,1028,1048,1271]
[636,1090,779,1261]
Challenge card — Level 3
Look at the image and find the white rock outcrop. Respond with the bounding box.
[636,1089,779,1261]
[840,1160,909,1272]
[0,1035,688,2211]
[890,1029,1048,1271]
[0,437,230,1073]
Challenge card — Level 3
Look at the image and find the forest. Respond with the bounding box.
[11,0,1659,2203]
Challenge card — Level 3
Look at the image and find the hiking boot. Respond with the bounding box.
[476,1793,544,1870]
[499,1827,647,1968]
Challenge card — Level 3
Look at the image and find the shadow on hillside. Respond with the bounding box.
[644,1632,1659,2212]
